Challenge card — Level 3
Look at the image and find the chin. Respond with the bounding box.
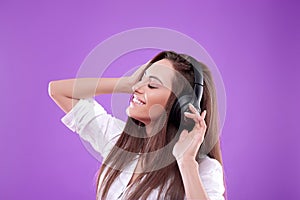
[126,107,147,125]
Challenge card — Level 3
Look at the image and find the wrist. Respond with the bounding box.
[116,77,133,93]
[177,157,198,169]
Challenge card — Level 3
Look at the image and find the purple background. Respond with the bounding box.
[1,1,299,200]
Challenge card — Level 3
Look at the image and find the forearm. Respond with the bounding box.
[178,159,210,200]
[49,77,132,99]
[49,77,133,113]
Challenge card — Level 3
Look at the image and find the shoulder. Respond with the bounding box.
[198,155,223,175]
[61,97,126,158]
[198,155,225,199]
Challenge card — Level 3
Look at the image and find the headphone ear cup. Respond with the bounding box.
[170,95,193,128]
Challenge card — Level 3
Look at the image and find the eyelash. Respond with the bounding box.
[148,84,157,89]
[141,76,160,89]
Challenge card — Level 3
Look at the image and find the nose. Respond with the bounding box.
[132,78,148,93]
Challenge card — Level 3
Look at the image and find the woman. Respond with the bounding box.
[49,50,226,200]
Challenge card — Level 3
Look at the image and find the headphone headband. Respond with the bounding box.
[178,54,204,111]
[169,52,207,158]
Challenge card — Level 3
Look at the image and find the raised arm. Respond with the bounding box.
[48,61,149,113]
[48,77,131,113]
[173,104,225,199]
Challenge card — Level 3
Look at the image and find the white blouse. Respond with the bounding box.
[61,97,225,200]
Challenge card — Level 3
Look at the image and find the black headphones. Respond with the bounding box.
[169,54,204,130]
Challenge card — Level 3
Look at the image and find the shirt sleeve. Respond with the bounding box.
[199,156,226,200]
[60,97,125,159]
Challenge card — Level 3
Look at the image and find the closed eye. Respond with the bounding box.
[148,84,158,89]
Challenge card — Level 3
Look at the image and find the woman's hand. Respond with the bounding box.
[172,103,207,164]
[113,60,151,94]
[126,60,151,90]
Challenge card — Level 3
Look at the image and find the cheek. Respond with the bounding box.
[147,91,170,122]
[148,104,168,123]
[147,91,170,107]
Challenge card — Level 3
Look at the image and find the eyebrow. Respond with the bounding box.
[144,71,164,85]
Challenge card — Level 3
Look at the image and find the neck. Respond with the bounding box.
[145,123,153,136]
[144,117,166,137]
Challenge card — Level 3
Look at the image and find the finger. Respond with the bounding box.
[145,59,152,65]
[188,103,200,115]
[184,112,199,122]
[201,110,207,118]
[197,112,207,129]
[184,112,203,128]
[184,112,207,130]
[184,110,205,121]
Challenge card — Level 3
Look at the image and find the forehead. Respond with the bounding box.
[145,59,175,87]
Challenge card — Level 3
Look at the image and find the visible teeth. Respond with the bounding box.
[133,97,144,105]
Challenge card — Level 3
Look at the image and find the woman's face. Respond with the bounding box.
[126,59,175,125]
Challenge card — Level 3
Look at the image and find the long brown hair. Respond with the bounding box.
[96,50,226,199]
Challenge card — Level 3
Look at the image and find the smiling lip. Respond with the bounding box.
[130,94,146,105]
